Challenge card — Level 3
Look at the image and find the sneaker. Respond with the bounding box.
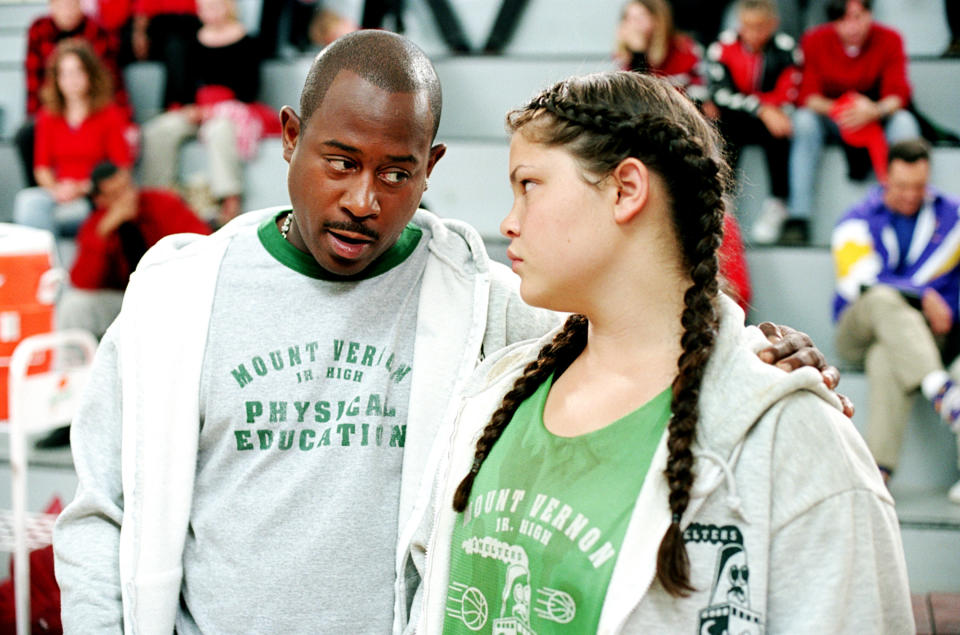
[778,219,810,246]
[949,479,960,505]
[932,379,960,432]
[750,198,789,245]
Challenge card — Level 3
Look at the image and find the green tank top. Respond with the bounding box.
[445,373,672,634]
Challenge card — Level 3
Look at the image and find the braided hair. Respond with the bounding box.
[453,71,729,597]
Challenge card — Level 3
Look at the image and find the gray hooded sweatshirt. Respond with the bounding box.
[403,295,914,634]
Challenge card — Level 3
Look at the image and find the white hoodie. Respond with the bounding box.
[402,296,914,634]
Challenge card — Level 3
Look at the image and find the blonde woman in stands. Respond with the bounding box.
[614,0,707,103]
[13,38,133,239]
[404,71,913,633]
[139,0,277,227]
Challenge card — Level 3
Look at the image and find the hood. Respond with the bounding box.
[458,295,842,515]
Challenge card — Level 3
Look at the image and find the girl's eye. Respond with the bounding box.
[381,170,410,185]
[521,180,537,193]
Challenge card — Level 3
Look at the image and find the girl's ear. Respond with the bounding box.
[612,157,650,224]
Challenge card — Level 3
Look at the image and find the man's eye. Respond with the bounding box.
[382,171,410,184]
[521,180,536,193]
[328,158,353,170]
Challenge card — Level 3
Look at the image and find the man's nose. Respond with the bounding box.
[341,174,380,219]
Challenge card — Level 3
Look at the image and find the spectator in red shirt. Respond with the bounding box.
[706,0,801,245]
[15,0,127,187]
[59,161,210,340]
[775,0,920,245]
[13,39,133,239]
[613,0,708,104]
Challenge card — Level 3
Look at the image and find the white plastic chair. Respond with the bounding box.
[0,329,97,635]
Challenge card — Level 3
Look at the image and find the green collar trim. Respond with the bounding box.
[257,209,423,281]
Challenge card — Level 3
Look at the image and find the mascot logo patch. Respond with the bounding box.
[684,523,764,635]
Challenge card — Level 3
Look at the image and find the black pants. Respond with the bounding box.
[718,108,790,200]
[118,14,201,107]
[14,120,36,187]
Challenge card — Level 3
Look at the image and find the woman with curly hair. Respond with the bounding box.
[402,71,912,633]
[13,38,133,238]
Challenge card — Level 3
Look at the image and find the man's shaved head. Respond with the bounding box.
[299,30,443,139]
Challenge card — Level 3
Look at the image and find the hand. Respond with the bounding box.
[758,105,793,138]
[836,94,881,131]
[52,180,83,203]
[922,288,954,335]
[756,322,855,418]
[132,29,150,60]
[701,101,721,120]
[180,104,204,124]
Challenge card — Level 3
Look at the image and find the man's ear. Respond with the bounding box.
[280,106,301,163]
[611,157,649,224]
[425,143,447,177]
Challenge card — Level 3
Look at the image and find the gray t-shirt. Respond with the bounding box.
[178,212,430,633]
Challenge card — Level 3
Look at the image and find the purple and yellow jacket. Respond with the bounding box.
[832,185,960,321]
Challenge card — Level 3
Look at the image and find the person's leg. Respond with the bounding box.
[200,115,243,201]
[12,187,58,234]
[761,127,791,202]
[53,198,92,238]
[140,110,197,188]
[884,109,921,144]
[787,107,825,221]
[944,0,960,57]
[835,285,944,389]
[149,14,201,107]
[13,120,37,187]
[862,343,914,475]
[482,0,531,53]
[424,0,471,52]
[56,288,124,341]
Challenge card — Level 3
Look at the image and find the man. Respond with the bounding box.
[17,0,127,186]
[775,0,921,245]
[60,162,210,341]
[35,163,209,450]
[54,30,844,633]
[705,0,800,245]
[832,139,960,502]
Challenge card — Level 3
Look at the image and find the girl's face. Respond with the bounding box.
[57,53,89,102]
[501,131,614,312]
[622,3,655,39]
[197,0,233,26]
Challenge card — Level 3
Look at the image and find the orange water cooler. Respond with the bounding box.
[0,224,60,421]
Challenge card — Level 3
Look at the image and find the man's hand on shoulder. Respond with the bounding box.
[756,322,854,417]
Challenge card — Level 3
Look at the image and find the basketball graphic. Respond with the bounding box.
[460,587,489,631]
[535,587,576,624]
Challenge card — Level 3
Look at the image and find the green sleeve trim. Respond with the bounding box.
[257,210,423,281]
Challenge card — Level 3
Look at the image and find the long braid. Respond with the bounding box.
[512,73,728,596]
[657,135,725,596]
[453,314,588,512]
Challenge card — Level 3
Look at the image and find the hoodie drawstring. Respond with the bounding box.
[691,444,748,522]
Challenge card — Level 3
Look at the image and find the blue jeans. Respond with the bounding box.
[12,187,90,237]
[788,108,921,219]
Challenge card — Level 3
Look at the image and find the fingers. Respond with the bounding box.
[837,392,855,418]
[820,366,840,390]
[759,327,817,367]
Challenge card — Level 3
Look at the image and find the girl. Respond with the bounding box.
[404,72,912,633]
[13,39,133,237]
